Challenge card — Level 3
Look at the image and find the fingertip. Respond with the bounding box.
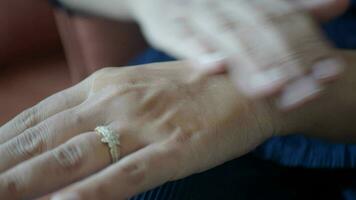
[236,68,289,98]
[191,52,228,74]
[312,58,345,82]
[276,76,323,110]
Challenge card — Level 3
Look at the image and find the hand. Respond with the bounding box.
[129,0,347,109]
[0,61,279,200]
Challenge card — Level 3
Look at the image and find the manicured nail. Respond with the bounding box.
[312,58,344,80]
[248,68,288,95]
[193,52,227,72]
[52,193,80,200]
[277,76,323,109]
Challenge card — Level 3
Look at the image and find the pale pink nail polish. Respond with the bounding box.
[193,52,227,72]
[247,68,288,96]
[312,58,345,80]
[277,76,323,109]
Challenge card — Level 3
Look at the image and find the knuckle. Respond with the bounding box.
[69,110,85,126]
[55,91,72,109]
[16,107,39,131]
[120,161,147,187]
[52,144,84,172]
[0,176,22,200]
[12,126,47,158]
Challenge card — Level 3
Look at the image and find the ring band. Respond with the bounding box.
[95,126,120,163]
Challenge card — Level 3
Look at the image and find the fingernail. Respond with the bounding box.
[193,52,227,72]
[312,58,344,80]
[248,68,288,94]
[52,193,80,200]
[277,76,323,109]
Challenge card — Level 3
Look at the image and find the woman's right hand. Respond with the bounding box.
[128,0,348,109]
[55,0,349,109]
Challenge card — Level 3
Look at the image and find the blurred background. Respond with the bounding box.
[0,0,69,124]
[0,0,147,125]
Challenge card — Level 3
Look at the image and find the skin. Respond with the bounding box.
[0,51,355,200]
[55,0,348,109]
[0,1,350,199]
[130,0,349,110]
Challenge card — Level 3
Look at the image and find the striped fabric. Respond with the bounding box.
[131,179,190,200]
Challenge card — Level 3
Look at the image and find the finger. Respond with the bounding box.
[0,106,95,173]
[230,0,342,98]
[52,142,184,200]
[263,10,345,94]
[140,14,227,74]
[0,131,113,200]
[0,84,87,144]
[259,2,343,78]
[276,75,323,110]
[0,122,145,200]
[312,57,345,83]
[192,1,295,97]
[237,0,339,73]
[0,132,106,200]
[142,16,211,58]
[229,58,290,98]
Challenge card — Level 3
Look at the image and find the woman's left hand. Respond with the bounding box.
[0,61,281,200]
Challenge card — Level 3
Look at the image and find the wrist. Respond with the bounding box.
[264,100,306,137]
[248,98,296,138]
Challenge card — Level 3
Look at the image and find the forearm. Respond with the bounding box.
[273,50,356,142]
